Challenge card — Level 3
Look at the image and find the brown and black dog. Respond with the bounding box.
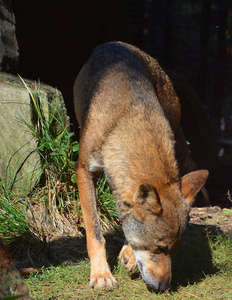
[74,42,208,291]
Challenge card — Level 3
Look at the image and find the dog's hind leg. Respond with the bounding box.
[76,163,118,289]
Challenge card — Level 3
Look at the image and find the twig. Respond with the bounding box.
[182,291,200,299]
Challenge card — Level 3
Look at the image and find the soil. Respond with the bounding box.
[189,206,232,236]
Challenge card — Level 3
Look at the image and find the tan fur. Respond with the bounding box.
[74,42,208,291]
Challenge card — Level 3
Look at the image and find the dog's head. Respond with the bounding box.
[121,169,208,291]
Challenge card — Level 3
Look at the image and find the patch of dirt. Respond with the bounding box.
[189,206,232,236]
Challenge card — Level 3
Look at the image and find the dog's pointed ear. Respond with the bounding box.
[181,170,209,206]
[133,184,162,221]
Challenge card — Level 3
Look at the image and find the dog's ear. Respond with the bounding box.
[181,170,209,206]
[133,183,162,221]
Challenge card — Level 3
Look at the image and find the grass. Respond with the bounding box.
[24,227,232,299]
[0,184,29,240]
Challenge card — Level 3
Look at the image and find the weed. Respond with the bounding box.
[17,76,80,234]
[228,190,232,203]
[0,180,30,240]
[208,232,232,273]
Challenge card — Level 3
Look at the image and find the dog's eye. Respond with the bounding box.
[155,246,168,254]
[132,244,149,251]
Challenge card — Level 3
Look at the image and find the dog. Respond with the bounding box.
[73,41,208,291]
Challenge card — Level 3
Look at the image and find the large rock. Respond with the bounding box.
[0,72,69,194]
[0,0,19,72]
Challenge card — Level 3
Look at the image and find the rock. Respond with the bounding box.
[0,72,69,194]
[0,0,19,72]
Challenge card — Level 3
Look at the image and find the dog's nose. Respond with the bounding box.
[146,280,170,292]
[159,280,170,292]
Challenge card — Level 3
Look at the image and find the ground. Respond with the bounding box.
[189,206,232,236]
[3,203,231,299]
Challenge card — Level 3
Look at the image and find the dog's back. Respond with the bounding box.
[74,42,180,196]
[74,42,180,130]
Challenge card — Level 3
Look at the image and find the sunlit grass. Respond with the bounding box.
[25,229,232,299]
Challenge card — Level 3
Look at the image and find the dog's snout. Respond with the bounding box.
[158,280,170,292]
[146,276,170,292]
[137,261,170,291]
[134,250,171,292]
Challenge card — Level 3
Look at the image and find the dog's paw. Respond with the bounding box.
[118,243,137,272]
[90,272,118,290]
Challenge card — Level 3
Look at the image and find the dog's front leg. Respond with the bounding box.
[119,240,137,272]
[76,165,118,289]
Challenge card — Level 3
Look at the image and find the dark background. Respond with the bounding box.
[11,0,232,206]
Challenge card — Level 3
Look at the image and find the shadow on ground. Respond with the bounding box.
[7,222,224,293]
[171,223,220,289]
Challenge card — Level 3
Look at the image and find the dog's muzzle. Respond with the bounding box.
[134,250,171,292]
